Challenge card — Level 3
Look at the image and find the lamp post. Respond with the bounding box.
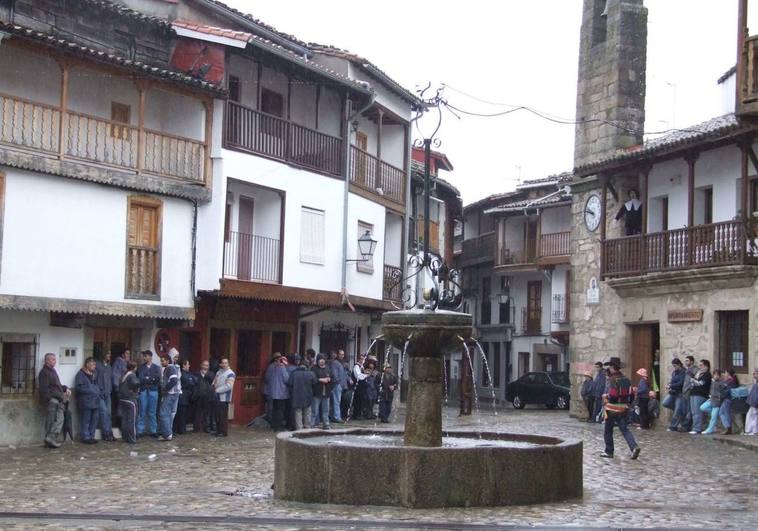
[346,229,378,263]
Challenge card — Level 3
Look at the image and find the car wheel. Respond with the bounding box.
[512,395,525,409]
[545,403,556,409]
[557,395,569,410]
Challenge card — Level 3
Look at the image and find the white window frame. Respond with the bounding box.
[300,206,325,265]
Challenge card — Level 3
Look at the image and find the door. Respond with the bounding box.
[526,281,542,334]
[355,131,368,184]
[525,219,538,262]
[539,353,558,373]
[518,352,529,378]
[629,324,655,387]
[179,331,202,369]
[236,329,264,414]
[92,328,131,361]
[718,311,749,374]
[237,197,254,281]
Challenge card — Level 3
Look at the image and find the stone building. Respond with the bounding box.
[568,0,758,419]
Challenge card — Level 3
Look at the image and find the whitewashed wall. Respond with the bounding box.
[1,168,194,308]
[541,206,571,234]
[226,179,282,240]
[346,193,386,301]
[504,217,526,253]
[384,213,403,268]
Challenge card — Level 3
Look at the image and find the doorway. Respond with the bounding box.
[518,351,530,377]
[237,196,254,281]
[92,328,131,361]
[526,281,542,334]
[628,323,660,387]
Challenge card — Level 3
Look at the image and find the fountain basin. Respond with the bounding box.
[274,428,583,508]
[382,308,473,357]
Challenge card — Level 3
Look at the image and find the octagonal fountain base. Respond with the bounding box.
[274,428,583,508]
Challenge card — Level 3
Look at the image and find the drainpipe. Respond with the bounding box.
[190,199,198,305]
[340,92,376,307]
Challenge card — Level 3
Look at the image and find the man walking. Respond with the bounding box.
[591,361,606,423]
[158,353,181,441]
[329,350,347,423]
[600,361,640,460]
[212,357,235,437]
[288,355,315,430]
[38,353,71,448]
[75,357,101,444]
[95,352,115,442]
[136,350,160,437]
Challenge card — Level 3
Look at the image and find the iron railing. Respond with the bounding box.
[223,231,281,283]
[520,306,543,335]
[383,264,403,301]
[552,294,569,323]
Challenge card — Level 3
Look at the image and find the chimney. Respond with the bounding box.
[573,0,648,169]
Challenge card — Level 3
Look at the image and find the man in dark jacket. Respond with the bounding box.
[175,359,196,434]
[288,355,315,430]
[95,353,115,441]
[118,361,140,444]
[688,359,712,434]
[38,353,70,448]
[378,364,398,423]
[329,350,347,424]
[580,371,594,422]
[75,357,100,444]
[312,355,333,429]
[193,360,214,433]
[136,351,161,437]
[666,358,686,432]
[591,362,606,423]
[110,349,130,427]
[600,361,640,460]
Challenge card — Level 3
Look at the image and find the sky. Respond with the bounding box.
[224,1,741,205]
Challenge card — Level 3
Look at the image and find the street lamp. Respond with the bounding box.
[347,230,377,262]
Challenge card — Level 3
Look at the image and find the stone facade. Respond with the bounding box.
[573,0,648,169]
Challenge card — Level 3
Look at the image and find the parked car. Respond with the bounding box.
[505,371,570,410]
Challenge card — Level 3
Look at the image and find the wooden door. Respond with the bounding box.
[630,325,654,387]
[527,281,542,334]
[525,220,538,262]
[92,328,132,361]
[355,131,368,183]
[236,329,264,410]
[237,197,254,281]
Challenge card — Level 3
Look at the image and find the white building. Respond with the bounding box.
[459,174,571,405]
[0,0,216,445]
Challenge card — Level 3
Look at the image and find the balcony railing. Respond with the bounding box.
[460,232,495,265]
[552,294,569,323]
[349,145,406,206]
[520,306,543,335]
[602,220,758,277]
[224,101,342,177]
[383,264,403,302]
[742,35,758,106]
[0,91,205,182]
[223,231,281,283]
[126,245,159,298]
[496,244,537,267]
[539,231,571,257]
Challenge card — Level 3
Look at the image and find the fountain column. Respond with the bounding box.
[404,355,443,447]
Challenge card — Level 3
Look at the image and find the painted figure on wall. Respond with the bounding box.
[615,189,643,235]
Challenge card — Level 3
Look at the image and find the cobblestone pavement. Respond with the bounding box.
[0,406,756,530]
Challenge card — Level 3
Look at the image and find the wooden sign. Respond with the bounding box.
[668,309,703,323]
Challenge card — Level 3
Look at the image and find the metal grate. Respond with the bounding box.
[0,342,37,395]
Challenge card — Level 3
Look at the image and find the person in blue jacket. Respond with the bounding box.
[136,350,161,437]
[75,357,100,444]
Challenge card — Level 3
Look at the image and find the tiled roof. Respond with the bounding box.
[483,194,572,214]
[0,23,225,94]
[172,19,252,43]
[410,160,461,197]
[83,0,172,29]
[463,191,521,213]
[517,171,573,189]
[575,114,746,175]
[309,44,422,106]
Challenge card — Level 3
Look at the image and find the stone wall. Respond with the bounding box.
[574,0,648,169]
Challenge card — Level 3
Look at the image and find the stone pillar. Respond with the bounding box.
[404,356,443,447]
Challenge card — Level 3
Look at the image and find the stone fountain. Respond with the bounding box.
[274,307,583,508]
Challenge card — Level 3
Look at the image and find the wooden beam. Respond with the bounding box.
[136,82,147,174]
[685,151,699,226]
[741,140,750,219]
[256,61,263,111]
[376,107,384,190]
[640,165,650,235]
[737,0,749,111]
[203,99,213,188]
[286,74,292,121]
[56,59,69,159]
[315,84,321,131]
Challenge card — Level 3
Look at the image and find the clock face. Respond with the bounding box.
[584,194,602,232]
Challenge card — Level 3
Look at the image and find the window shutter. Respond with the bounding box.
[126,197,161,298]
[300,207,325,264]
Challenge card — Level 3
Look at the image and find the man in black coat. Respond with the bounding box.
[288,355,315,430]
[38,353,70,448]
[378,365,398,423]
[193,359,215,433]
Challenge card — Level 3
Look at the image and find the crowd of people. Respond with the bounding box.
[38,349,237,448]
[261,349,398,431]
[37,346,399,447]
[580,355,758,458]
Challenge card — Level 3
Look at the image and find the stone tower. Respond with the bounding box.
[574,0,648,168]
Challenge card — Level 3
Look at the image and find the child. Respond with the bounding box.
[635,368,651,429]
[745,368,758,436]
[702,369,726,435]
[581,371,594,422]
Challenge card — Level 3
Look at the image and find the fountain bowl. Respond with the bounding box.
[381,308,473,356]
[274,428,583,508]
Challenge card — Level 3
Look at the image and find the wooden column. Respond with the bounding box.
[56,59,69,159]
[203,99,213,186]
[256,61,262,110]
[315,84,321,131]
[376,108,384,190]
[640,165,650,235]
[136,82,147,174]
[685,151,699,227]
[599,174,608,276]
[402,122,409,205]
[737,0,748,111]
[740,140,750,220]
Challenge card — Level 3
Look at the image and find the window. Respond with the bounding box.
[661,197,669,231]
[228,75,241,103]
[356,221,374,274]
[0,337,36,395]
[703,188,713,225]
[300,207,325,265]
[718,310,748,372]
[493,342,501,388]
[480,277,491,325]
[126,196,162,299]
[110,102,131,140]
[750,178,758,216]
[59,347,77,365]
[354,131,368,182]
[224,202,232,243]
[499,298,511,324]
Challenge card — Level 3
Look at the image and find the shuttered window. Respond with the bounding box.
[300,207,325,265]
[126,196,162,299]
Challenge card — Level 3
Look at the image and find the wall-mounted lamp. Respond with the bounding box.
[346,230,377,262]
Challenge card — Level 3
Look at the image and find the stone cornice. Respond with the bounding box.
[606,265,758,297]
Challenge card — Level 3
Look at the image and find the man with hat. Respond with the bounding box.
[600,360,641,459]
[580,371,594,422]
[635,368,651,429]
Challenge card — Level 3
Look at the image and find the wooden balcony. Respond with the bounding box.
[0,91,206,182]
[349,145,406,208]
[224,101,342,177]
[602,220,758,278]
[383,264,403,302]
[538,231,571,265]
[459,232,495,267]
[223,231,282,284]
[740,35,758,114]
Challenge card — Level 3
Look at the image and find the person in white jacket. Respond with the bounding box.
[351,354,368,419]
[212,358,236,437]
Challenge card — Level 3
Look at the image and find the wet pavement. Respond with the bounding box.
[0,406,756,530]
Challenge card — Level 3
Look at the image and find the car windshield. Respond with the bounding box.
[549,372,570,387]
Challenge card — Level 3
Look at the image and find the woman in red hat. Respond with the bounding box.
[635,368,651,429]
